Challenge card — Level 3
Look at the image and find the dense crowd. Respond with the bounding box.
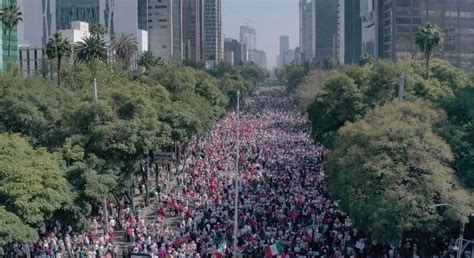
[3,87,462,258]
[118,87,460,257]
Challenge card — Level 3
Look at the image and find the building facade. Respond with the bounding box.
[299,0,313,62]
[248,49,267,69]
[224,37,245,65]
[202,0,223,66]
[361,0,378,59]
[313,0,338,63]
[336,0,361,64]
[182,0,202,61]
[19,0,147,47]
[377,0,474,68]
[147,0,182,62]
[1,0,19,70]
[279,35,289,66]
[240,25,256,51]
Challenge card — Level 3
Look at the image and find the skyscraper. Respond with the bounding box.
[313,0,338,63]
[202,0,223,66]
[299,0,313,62]
[279,35,289,66]
[336,0,361,65]
[182,0,202,61]
[19,0,148,48]
[147,0,182,62]
[240,25,256,51]
[374,0,474,68]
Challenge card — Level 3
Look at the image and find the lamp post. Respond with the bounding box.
[233,90,240,258]
[432,204,473,258]
[92,78,110,235]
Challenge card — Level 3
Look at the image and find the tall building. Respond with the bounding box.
[336,0,361,64]
[182,0,202,61]
[299,0,313,62]
[224,37,245,65]
[1,0,19,70]
[19,0,148,48]
[147,0,182,62]
[248,49,266,69]
[360,0,377,59]
[376,0,474,68]
[240,25,256,51]
[202,0,223,66]
[313,0,338,63]
[279,35,289,66]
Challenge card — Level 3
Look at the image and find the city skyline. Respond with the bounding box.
[223,0,298,68]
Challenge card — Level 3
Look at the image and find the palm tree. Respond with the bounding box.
[46,32,72,86]
[110,33,137,70]
[75,35,108,64]
[137,50,163,70]
[0,4,22,59]
[415,23,443,78]
[90,23,108,38]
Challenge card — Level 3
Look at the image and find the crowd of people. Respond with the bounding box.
[117,87,460,257]
[3,86,462,258]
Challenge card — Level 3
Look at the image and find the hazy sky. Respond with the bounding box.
[223,0,299,69]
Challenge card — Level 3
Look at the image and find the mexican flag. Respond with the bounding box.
[264,242,284,257]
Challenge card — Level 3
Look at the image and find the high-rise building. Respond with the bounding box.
[0,0,19,70]
[19,0,148,48]
[240,25,256,51]
[279,35,289,66]
[299,0,313,62]
[360,0,377,59]
[313,0,338,63]
[202,0,223,67]
[336,0,361,65]
[375,0,474,68]
[182,0,202,61]
[224,37,245,65]
[248,49,267,69]
[147,0,182,62]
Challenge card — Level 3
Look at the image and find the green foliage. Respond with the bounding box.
[0,207,38,246]
[415,23,444,78]
[0,133,72,229]
[75,35,108,64]
[137,50,164,70]
[278,63,306,92]
[307,73,366,146]
[111,33,138,69]
[294,69,335,112]
[46,32,73,86]
[327,100,472,242]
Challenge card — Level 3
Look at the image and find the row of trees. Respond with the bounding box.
[280,23,474,251]
[0,48,266,245]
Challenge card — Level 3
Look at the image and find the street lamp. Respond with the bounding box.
[431,203,473,258]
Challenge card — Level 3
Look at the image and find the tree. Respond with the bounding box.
[326,100,472,243]
[111,33,137,70]
[0,133,72,228]
[0,4,22,59]
[137,50,163,70]
[46,32,73,86]
[0,207,38,246]
[359,53,373,66]
[90,23,108,38]
[75,35,108,64]
[279,64,306,92]
[415,23,443,78]
[307,73,367,146]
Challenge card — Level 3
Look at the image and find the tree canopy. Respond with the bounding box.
[327,100,473,242]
